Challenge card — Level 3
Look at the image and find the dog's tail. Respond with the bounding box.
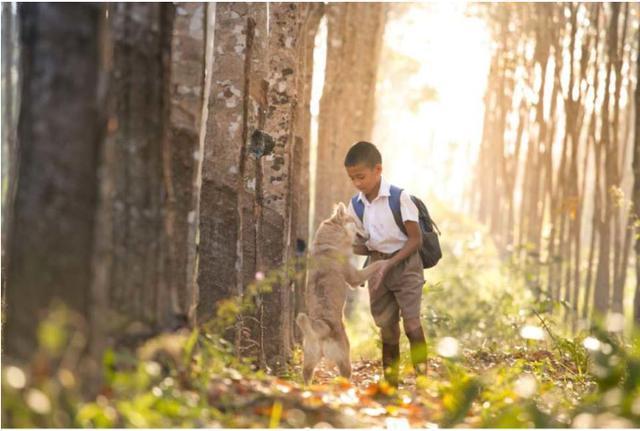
[296,313,331,340]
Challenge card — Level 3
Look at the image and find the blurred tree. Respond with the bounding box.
[634,28,640,325]
[314,3,387,229]
[1,3,20,285]
[474,2,639,326]
[4,3,107,358]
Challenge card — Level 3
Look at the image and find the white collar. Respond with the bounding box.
[358,176,390,204]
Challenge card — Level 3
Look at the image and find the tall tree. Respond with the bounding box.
[4,3,107,358]
[476,3,638,326]
[162,3,211,322]
[90,3,176,340]
[633,27,640,325]
[1,3,20,284]
[314,3,387,228]
[593,3,621,315]
[610,3,630,315]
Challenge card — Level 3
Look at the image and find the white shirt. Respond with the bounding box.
[347,177,419,254]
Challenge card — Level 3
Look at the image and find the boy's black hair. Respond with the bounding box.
[344,141,382,168]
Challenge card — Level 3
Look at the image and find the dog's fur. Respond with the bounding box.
[296,202,386,384]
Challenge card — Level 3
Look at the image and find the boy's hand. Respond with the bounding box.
[369,259,393,292]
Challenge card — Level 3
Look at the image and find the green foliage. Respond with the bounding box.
[438,361,483,427]
[1,279,272,427]
[422,204,536,350]
[568,324,640,427]
[2,307,85,427]
[2,305,267,427]
[402,201,639,428]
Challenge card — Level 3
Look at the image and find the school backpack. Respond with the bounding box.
[351,185,442,268]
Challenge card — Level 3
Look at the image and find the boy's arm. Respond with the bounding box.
[389,190,422,264]
[369,221,421,290]
[388,220,422,265]
[370,191,422,290]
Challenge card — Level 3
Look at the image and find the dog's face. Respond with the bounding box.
[328,202,359,244]
[313,202,366,253]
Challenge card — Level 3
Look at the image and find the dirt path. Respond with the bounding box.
[285,358,449,428]
[206,348,583,428]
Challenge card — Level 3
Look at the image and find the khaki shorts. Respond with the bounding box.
[368,251,425,328]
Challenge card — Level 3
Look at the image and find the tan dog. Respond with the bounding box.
[296,202,386,384]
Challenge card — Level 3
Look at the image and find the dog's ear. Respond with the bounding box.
[333,202,347,218]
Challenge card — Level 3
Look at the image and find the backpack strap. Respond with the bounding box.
[388,185,407,235]
[351,194,364,222]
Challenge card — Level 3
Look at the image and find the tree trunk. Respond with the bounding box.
[4,3,106,359]
[558,3,579,317]
[544,43,562,301]
[186,3,216,325]
[519,5,551,281]
[1,3,21,294]
[594,3,620,316]
[610,2,629,315]
[195,3,331,371]
[314,3,386,228]
[197,3,253,324]
[84,4,181,362]
[290,4,325,343]
[163,3,209,322]
[258,2,307,372]
[570,3,597,326]
[633,27,640,325]
[582,4,603,321]
[615,34,636,304]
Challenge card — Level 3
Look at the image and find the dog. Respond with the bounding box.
[296,202,386,384]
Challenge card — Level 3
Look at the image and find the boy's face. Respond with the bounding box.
[346,162,382,196]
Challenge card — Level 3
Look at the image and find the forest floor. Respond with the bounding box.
[190,344,589,428]
[198,347,590,428]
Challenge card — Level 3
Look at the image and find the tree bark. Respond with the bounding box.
[1,3,21,294]
[633,26,640,325]
[594,3,620,316]
[610,2,629,315]
[87,4,179,355]
[197,3,252,324]
[582,3,603,320]
[4,3,106,359]
[314,3,386,228]
[290,4,325,343]
[195,3,332,371]
[163,3,208,321]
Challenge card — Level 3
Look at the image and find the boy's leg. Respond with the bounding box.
[368,256,401,387]
[404,318,428,375]
[381,322,400,387]
[387,251,428,376]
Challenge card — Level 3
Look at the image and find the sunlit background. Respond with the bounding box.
[308,16,327,239]
[374,2,492,211]
[309,2,491,233]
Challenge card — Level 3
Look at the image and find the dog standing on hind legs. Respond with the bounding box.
[296,202,386,384]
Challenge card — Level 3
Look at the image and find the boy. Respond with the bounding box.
[344,141,427,387]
